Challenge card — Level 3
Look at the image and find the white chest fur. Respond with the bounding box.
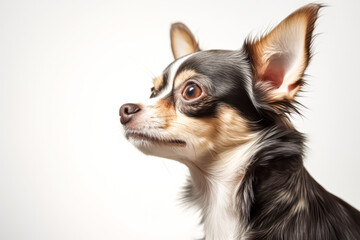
[185,139,258,240]
[200,181,241,240]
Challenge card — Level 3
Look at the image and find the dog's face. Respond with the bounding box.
[120,5,320,165]
[120,50,257,163]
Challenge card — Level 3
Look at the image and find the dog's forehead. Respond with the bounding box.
[154,50,242,98]
[152,53,194,99]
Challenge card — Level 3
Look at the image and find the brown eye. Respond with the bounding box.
[182,83,203,101]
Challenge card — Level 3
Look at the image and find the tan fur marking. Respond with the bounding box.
[174,69,197,89]
[153,75,164,91]
[212,107,253,152]
[167,112,216,143]
[154,98,176,128]
[166,106,252,152]
[165,105,253,168]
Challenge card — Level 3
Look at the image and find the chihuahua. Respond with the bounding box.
[119,4,360,240]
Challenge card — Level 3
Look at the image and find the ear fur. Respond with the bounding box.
[246,4,322,101]
[170,22,200,59]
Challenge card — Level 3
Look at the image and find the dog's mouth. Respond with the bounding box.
[126,132,186,147]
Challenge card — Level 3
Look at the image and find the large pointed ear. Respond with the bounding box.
[246,4,322,101]
[170,22,200,59]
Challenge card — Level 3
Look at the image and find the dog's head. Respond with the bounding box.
[120,4,320,165]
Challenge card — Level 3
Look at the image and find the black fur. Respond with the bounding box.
[172,48,360,240]
[238,127,360,239]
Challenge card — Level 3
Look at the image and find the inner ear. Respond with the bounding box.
[170,22,200,59]
[262,54,289,89]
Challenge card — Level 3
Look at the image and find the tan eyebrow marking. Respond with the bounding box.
[153,75,164,90]
[174,69,197,89]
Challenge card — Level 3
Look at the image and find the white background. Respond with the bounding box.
[1,0,359,239]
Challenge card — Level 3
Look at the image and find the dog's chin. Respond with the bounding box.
[126,131,187,158]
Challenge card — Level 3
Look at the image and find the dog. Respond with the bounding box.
[119,3,360,239]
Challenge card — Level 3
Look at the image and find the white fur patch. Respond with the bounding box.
[156,53,194,99]
[186,134,261,240]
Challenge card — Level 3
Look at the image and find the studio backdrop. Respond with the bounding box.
[0,0,359,239]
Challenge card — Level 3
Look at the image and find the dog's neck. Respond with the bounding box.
[182,127,309,240]
[183,136,259,240]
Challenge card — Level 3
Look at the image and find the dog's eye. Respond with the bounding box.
[182,83,203,101]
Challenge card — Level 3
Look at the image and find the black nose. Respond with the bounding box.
[119,103,141,125]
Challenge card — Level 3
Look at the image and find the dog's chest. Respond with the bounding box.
[203,204,240,240]
[195,182,243,240]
